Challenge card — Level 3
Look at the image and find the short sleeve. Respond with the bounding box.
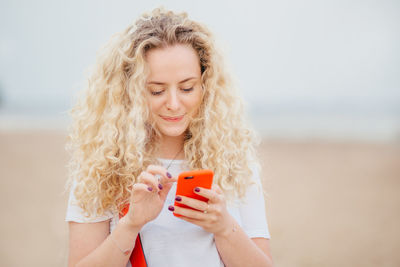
[238,166,271,239]
[65,180,114,223]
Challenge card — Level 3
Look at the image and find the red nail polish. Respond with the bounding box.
[194,187,200,192]
[175,196,182,201]
[158,183,163,190]
[167,172,172,178]
[168,205,175,211]
[148,187,153,191]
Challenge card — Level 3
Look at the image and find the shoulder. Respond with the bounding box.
[247,162,263,192]
[65,179,115,223]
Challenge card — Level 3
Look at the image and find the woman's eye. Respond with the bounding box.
[151,90,164,96]
[182,87,193,92]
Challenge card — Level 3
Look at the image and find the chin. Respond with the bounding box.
[160,129,186,137]
[158,125,188,138]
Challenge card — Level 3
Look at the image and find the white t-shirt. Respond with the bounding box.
[66,159,270,267]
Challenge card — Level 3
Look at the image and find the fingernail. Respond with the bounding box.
[167,172,172,178]
[175,196,182,201]
[147,186,153,191]
[158,183,163,190]
[194,187,200,192]
[168,205,175,211]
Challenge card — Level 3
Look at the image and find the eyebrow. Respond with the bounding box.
[147,77,197,85]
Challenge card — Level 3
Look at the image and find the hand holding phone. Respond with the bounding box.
[173,169,214,217]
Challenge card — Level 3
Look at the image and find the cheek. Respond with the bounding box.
[187,91,203,110]
[148,99,162,115]
[193,94,203,111]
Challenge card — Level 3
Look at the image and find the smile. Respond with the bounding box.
[160,114,185,122]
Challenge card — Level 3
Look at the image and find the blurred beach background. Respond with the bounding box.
[1,0,399,266]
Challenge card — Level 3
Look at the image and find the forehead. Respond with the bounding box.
[146,44,201,83]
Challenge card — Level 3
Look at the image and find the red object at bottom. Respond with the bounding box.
[120,205,147,267]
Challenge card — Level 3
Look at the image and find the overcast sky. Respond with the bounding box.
[0,0,399,139]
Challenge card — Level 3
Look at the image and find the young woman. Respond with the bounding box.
[66,7,273,267]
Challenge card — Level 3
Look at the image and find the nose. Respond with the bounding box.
[165,89,180,111]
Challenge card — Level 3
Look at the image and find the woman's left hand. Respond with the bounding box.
[169,184,234,236]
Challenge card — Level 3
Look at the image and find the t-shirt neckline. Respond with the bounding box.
[157,157,185,164]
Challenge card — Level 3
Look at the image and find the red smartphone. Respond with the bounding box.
[173,169,214,217]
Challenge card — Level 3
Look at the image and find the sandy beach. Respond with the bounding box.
[0,130,399,266]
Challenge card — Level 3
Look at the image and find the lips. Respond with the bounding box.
[160,114,184,122]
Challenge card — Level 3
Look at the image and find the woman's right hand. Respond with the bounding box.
[124,165,177,228]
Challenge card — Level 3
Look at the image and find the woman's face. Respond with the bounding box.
[145,44,203,139]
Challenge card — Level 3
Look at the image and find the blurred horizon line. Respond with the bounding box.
[0,106,398,143]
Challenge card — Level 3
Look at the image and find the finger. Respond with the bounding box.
[193,187,221,204]
[175,195,210,212]
[164,176,178,184]
[212,184,223,194]
[138,172,159,192]
[172,205,207,220]
[146,165,174,184]
[132,183,154,194]
[158,179,177,201]
[131,183,155,202]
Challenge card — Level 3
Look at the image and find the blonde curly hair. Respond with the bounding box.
[67,7,261,217]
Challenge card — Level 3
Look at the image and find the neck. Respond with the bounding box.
[156,134,185,160]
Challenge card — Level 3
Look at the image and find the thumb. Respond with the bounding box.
[159,178,177,202]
